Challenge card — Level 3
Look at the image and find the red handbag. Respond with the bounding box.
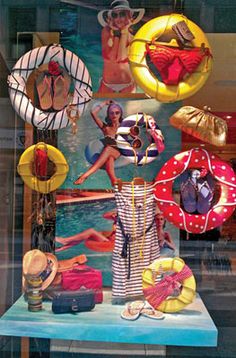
[61,265,103,303]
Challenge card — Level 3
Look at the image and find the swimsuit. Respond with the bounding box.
[146,44,212,85]
[101,78,135,93]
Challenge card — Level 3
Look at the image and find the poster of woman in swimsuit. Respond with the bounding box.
[55,98,180,286]
[59,0,146,95]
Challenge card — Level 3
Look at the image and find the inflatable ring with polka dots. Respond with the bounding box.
[154,148,236,233]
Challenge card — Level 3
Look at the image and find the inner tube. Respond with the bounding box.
[8,44,92,130]
[128,14,212,102]
[116,113,165,166]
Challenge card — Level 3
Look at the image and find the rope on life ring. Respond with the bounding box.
[154,148,236,233]
[8,44,92,130]
[142,257,196,313]
[17,142,69,193]
[128,14,212,103]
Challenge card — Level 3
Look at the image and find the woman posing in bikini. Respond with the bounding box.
[74,100,123,185]
[97,0,144,93]
[56,211,117,252]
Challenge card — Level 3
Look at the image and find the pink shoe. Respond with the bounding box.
[36,73,53,111]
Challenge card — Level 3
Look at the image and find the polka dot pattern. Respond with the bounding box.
[154,148,236,234]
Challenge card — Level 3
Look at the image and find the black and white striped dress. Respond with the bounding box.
[112,182,160,302]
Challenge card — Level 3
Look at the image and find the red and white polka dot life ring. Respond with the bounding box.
[154,148,236,233]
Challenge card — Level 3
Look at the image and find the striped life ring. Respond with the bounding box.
[116,113,165,166]
[142,257,196,313]
[154,148,236,233]
[8,44,92,130]
[128,14,212,103]
[17,142,69,193]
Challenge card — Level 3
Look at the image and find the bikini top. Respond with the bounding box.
[146,43,212,85]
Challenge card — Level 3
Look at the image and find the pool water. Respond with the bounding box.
[56,199,116,286]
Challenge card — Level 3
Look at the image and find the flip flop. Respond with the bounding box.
[36,73,53,111]
[120,300,145,321]
[140,302,165,320]
[180,179,197,213]
[53,72,71,111]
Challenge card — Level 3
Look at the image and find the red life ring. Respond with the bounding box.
[154,148,236,233]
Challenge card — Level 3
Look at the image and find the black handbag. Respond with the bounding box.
[52,288,95,314]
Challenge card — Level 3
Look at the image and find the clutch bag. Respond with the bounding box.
[52,288,95,314]
[169,106,227,146]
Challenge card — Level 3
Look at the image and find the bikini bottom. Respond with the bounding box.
[146,44,212,85]
[101,78,135,93]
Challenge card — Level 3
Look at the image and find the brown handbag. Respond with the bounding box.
[169,106,228,146]
[172,21,195,44]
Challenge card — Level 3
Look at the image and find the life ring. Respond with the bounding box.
[85,139,130,169]
[128,14,212,102]
[142,257,196,313]
[8,44,92,130]
[154,148,236,233]
[116,113,165,166]
[17,142,69,193]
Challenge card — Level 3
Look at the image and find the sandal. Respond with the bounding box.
[120,300,145,321]
[36,73,53,111]
[140,302,165,320]
[53,72,71,111]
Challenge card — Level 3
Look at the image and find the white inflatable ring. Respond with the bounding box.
[154,148,236,233]
[8,44,92,130]
[116,113,164,166]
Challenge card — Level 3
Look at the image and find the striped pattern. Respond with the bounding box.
[116,113,161,166]
[8,44,92,130]
[112,182,160,300]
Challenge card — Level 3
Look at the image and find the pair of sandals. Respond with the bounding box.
[36,71,71,111]
[121,300,164,321]
[180,177,215,214]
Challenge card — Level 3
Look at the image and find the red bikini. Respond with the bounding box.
[146,44,212,85]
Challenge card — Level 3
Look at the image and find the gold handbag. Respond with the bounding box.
[169,106,227,146]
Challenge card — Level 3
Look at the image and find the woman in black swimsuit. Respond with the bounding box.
[74,100,123,185]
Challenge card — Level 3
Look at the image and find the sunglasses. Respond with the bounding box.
[110,111,121,115]
[129,125,143,149]
[111,10,128,19]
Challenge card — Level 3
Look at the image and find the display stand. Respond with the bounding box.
[0,291,217,357]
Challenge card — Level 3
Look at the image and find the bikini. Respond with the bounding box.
[101,78,135,93]
[146,43,212,85]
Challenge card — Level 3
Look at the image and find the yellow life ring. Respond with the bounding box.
[128,14,212,103]
[142,257,196,313]
[17,142,69,193]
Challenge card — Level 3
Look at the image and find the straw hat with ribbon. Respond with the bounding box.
[23,249,58,291]
[97,0,145,27]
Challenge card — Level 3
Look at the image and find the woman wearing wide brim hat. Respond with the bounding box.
[97,0,145,94]
[22,249,58,291]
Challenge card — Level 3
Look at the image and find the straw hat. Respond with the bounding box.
[23,249,58,291]
[97,0,145,27]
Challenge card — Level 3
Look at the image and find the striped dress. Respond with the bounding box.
[112,182,160,302]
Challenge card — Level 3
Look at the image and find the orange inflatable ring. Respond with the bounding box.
[142,257,196,313]
[85,232,115,252]
[128,13,212,103]
[154,148,236,233]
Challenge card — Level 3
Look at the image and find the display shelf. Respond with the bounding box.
[0,292,217,347]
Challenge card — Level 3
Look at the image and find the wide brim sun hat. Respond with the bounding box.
[97,0,145,27]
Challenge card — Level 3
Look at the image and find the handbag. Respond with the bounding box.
[61,265,103,303]
[169,106,228,146]
[52,288,95,314]
[172,21,195,44]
